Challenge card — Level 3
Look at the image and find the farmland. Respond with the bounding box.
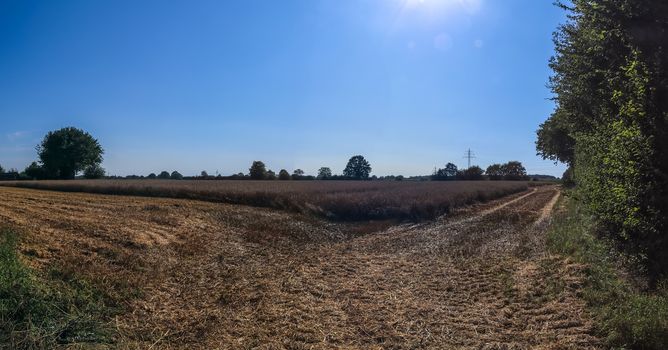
[0,180,534,221]
[0,184,602,349]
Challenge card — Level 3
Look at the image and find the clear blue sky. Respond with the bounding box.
[0,0,566,177]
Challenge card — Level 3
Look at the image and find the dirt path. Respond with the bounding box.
[0,185,599,349]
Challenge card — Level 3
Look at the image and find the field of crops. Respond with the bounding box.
[0,184,601,349]
[0,180,534,221]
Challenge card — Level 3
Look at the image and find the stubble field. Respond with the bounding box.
[0,180,532,221]
[0,182,600,349]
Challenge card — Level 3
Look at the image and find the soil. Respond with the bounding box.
[0,185,599,349]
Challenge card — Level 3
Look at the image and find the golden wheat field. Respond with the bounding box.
[0,183,601,349]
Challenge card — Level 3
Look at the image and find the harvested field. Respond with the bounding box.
[0,180,532,221]
[0,185,600,349]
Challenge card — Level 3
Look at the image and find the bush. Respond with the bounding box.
[547,197,668,349]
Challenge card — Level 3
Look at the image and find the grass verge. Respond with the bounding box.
[0,226,117,349]
[546,195,668,349]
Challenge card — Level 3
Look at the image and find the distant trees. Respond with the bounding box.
[485,164,503,180]
[317,167,332,179]
[170,171,183,180]
[433,163,458,180]
[0,164,3,173]
[147,173,157,179]
[38,127,103,179]
[278,169,291,180]
[484,161,528,181]
[249,161,267,180]
[266,170,277,180]
[158,171,171,179]
[200,170,208,177]
[458,166,484,180]
[343,155,372,180]
[83,164,106,179]
[500,161,527,181]
[21,162,43,180]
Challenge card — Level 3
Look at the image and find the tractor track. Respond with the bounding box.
[0,185,599,349]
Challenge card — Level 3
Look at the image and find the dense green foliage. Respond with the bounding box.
[547,197,668,349]
[249,161,268,180]
[457,165,483,180]
[317,167,332,179]
[83,164,106,179]
[37,127,104,179]
[537,0,668,277]
[170,171,183,180]
[343,155,372,180]
[0,227,114,348]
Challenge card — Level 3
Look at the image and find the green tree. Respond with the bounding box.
[278,169,291,180]
[501,161,527,181]
[170,171,183,180]
[249,161,267,180]
[536,0,668,278]
[24,162,45,180]
[0,164,4,173]
[83,164,105,179]
[486,164,503,180]
[147,173,157,179]
[37,127,103,179]
[317,167,332,179]
[343,155,371,180]
[458,166,484,180]
[157,171,170,179]
[266,170,277,180]
[433,163,458,180]
[200,170,208,177]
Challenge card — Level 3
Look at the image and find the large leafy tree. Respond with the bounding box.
[249,161,268,180]
[343,155,371,180]
[501,161,527,181]
[536,0,668,277]
[317,167,332,179]
[278,169,291,180]
[486,164,503,180]
[37,127,103,179]
[433,163,458,180]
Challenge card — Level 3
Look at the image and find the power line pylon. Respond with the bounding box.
[463,149,476,169]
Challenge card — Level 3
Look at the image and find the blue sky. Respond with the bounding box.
[0,0,566,177]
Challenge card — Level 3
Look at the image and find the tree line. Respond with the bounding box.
[536,0,667,279]
[2,127,534,182]
[432,161,528,181]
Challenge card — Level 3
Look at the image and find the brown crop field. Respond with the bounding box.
[0,184,601,349]
[0,180,534,221]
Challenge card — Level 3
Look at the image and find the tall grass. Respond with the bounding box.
[546,196,668,349]
[0,226,115,349]
[0,180,531,221]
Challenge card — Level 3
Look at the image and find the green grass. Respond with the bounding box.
[547,195,668,349]
[0,226,116,349]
